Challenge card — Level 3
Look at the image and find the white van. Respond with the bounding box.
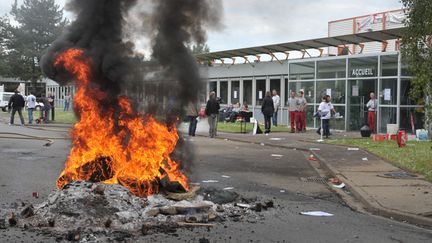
[0,92,14,112]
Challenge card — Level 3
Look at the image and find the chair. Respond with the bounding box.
[238,111,253,133]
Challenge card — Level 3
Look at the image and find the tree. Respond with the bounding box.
[401,0,432,136]
[0,0,67,82]
[190,43,210,55]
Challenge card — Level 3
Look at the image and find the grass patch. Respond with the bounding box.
[1,108,77,124]
[327,138,432,181]
[217,121,290,133]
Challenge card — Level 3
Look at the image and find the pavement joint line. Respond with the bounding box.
[196,133,432,228]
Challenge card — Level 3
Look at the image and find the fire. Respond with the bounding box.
[54,48,189,197]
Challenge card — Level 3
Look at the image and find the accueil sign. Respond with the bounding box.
[351,68,375,77]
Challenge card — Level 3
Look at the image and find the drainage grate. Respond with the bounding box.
[378,171,418,179]
[299,177,328,184]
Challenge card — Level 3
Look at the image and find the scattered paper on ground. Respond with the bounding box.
[223,187,234,190]
[221,175,231,178]
[309,148,321,151]
[347,148,359,151]
[300,211,334,217]
[202,180,219,183]
[332,183,346,189]
[280,190,285,193]
[271,154,284,157]
[269,138,284,141]
[362,157,368,161]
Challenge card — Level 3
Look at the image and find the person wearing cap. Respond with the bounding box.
[366,91,377,133]
[297,90,307,132]
[8,90,26,125]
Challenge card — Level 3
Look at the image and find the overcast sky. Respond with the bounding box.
[0,0,404,52]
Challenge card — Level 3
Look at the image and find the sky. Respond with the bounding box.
[0,0,404,52]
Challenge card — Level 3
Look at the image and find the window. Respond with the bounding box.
[401,79,420,105]
[209,81,217,94]
[400,107,425,132]
[288,81,315,104]
[243,80,252,106]
[380,55,398,76]
[256,79,266,106]
[379,79,397,105]
[379,107,397,133]
[316,80,345,104]
[317,59,346,79]
[289,62,315,80]
[349,56,378,78]
[231,81,239,105]
[270,79,281,96]
[220,81,228,104]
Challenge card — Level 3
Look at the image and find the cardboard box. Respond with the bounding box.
[372,134,385,142]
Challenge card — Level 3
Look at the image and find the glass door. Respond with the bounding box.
[347,79,377,130]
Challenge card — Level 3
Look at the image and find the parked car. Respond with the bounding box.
[0,92,14,112]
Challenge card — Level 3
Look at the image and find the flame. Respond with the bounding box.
[54,48,189,197]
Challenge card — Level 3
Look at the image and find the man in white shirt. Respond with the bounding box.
[287,91,298,133]
[272,90,280,126]
[366,91,377,133]
[26,91,37,124]
[317,95,336,138]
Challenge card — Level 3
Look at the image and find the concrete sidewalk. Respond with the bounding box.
[195,129,432,227]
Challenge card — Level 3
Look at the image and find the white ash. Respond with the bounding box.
[0,181,272,242]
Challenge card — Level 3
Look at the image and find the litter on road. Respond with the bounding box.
[223,187,234,190]
[347,148,359,151]
[362,157,368,161]
[332,183,346,189]
[269,138,284,141]
[308,155,318,161]
[221,175,231,178]
[300,211,334,217]
[309,148,321,151]
[271,154,284,158]
[280,190,286,193]
[202,180,219,183]
[260,143,265,146]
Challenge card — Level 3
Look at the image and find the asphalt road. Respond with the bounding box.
[0,125,431,242]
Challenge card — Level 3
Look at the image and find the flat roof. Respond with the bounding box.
[196,27,405,61]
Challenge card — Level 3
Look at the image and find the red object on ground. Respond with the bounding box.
[32,192,39,198]
[308,155,317,161]
[368,111,376,133]
[397,130,407,148]
[387,134,397,141]
[372,134,385,142]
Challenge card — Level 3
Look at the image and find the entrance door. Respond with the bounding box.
[347,79,377,131]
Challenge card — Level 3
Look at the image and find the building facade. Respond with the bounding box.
[200,10,424,133]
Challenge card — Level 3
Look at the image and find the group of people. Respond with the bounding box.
[221,102,250,123]
[7,90,57,125]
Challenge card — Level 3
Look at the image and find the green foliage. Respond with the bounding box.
[190,43,210,55]
[0,0,66,81]
[401,0,432,134]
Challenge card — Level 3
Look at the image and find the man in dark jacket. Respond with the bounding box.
[8,90,25,125]
[205,91,220,138]
[261,91,274,134]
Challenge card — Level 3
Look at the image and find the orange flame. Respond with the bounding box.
[54,48,189,197]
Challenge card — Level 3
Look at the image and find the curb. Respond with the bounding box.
[312,151,432,228]
[196,133,432,228]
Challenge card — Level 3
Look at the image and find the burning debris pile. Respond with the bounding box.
[0,182,274,241]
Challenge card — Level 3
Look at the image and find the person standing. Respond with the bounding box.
[63,93,71,112]
[272,90,280,127]
[297,90,308,132]
[261,91,274,134]
[205,91,220,138]
[186,101,200,137]
[8,90,25,125]
[287,91,299,133]
[26,91,37,124]
[317,95,336,139]
[48,92,55,121]
[366,91,377,133]
[42,97,52,123]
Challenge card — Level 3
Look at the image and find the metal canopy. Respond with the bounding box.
[196,27,405,61]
